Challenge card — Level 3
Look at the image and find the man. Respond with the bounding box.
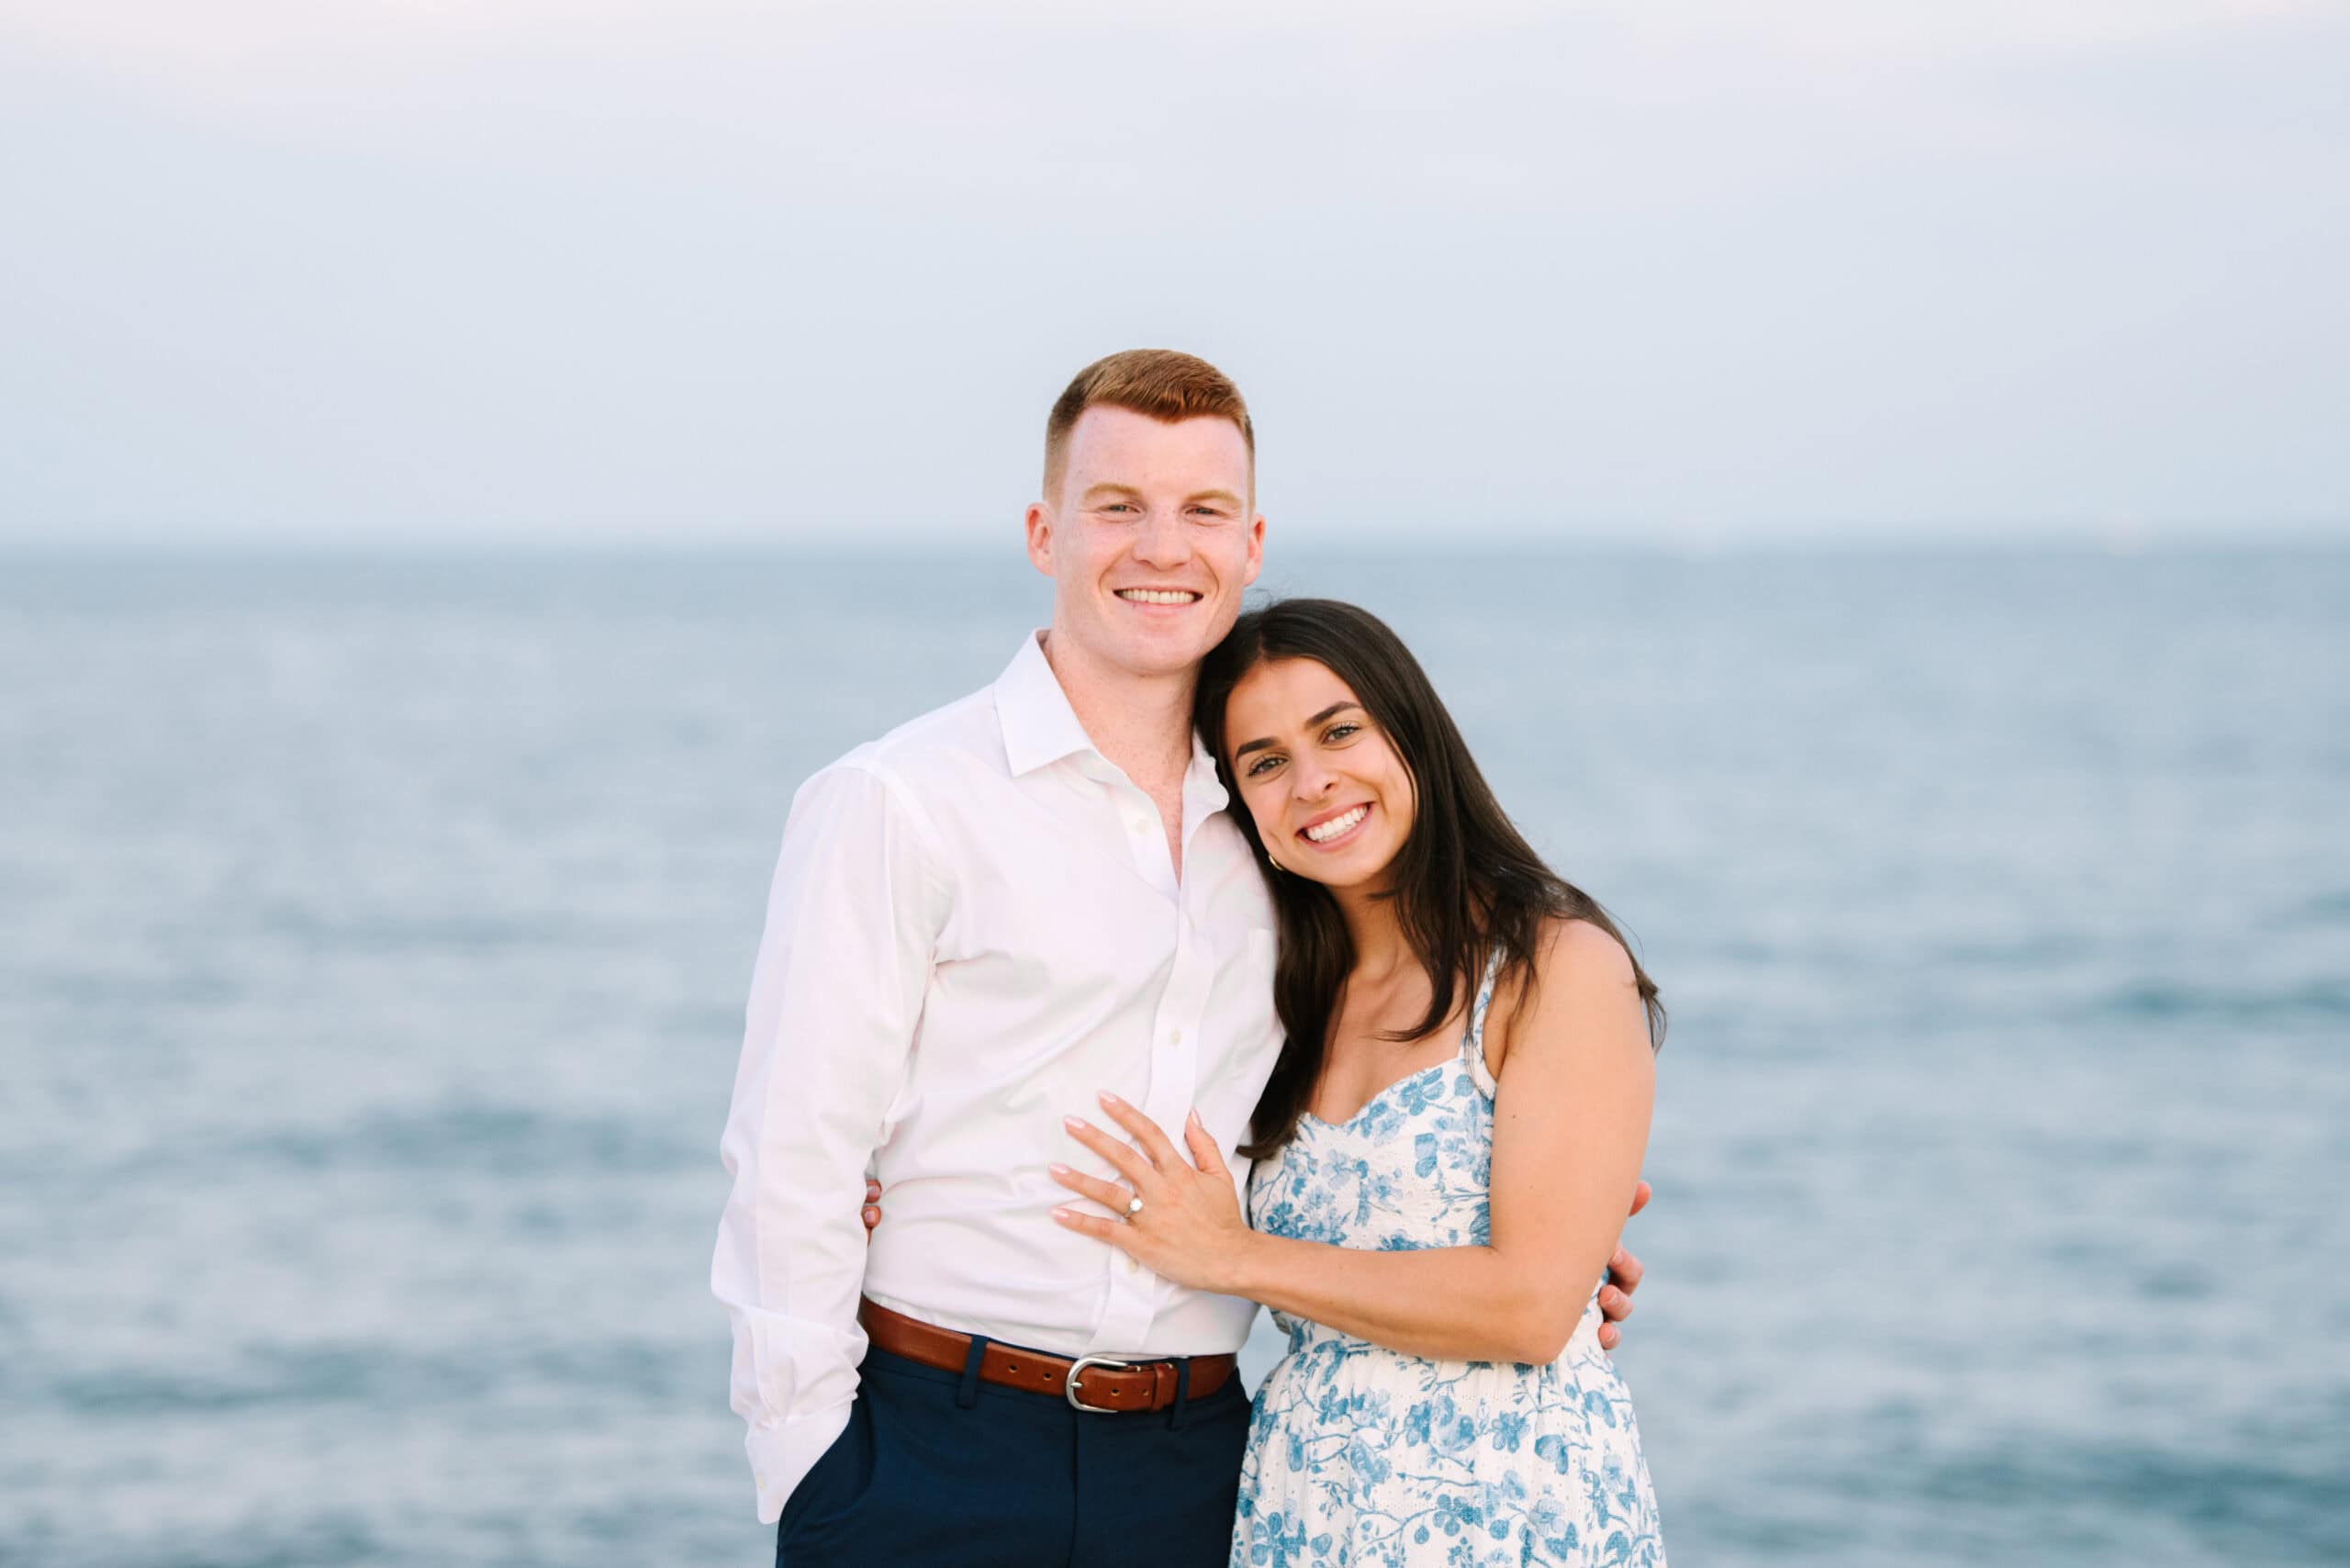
[713,351,1648,1565]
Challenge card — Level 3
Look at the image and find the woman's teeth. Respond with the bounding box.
[1117,589,1200,605]
[1304,805,1368,844]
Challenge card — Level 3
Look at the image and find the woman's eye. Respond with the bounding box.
[1325,722,1360,743]
[1246,755,1282,778]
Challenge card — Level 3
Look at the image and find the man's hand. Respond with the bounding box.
[1595,1179,1650,1352]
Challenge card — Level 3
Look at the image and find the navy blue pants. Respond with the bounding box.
[777,1344,1252,1568]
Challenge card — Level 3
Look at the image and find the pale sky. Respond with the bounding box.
[2,0,2345,547]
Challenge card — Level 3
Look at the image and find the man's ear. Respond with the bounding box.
[1024,501,1055,577]
[1242,513,1266,587]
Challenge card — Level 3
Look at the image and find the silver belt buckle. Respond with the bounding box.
[1064,1352,1135,1413]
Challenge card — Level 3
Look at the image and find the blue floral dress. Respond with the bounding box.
[1229,958,1665,1567]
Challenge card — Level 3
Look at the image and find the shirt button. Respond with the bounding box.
[1167,1030,1181,1046]
[1124,1256,1141,1275]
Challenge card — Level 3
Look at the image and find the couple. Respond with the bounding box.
[713,351,1667,1566]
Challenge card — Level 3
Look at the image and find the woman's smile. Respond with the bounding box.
[1297,801,1374,849]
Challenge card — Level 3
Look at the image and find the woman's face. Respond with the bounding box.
[1222,656,1416,892]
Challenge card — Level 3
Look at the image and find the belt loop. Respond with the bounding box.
[1168,1356,1193,1431]
[957,1335,989,1410]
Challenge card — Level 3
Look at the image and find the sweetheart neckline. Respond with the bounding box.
[1297,1056,1457,1134]
[1295,956,1505,1135]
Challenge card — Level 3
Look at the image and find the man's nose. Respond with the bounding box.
[1133,510,1192,567]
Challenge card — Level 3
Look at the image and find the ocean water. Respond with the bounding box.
[1,544,2344,1567]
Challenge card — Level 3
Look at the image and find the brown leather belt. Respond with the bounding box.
[857,1298,1237,1414]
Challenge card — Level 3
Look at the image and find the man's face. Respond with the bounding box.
[1025,407,1264,681]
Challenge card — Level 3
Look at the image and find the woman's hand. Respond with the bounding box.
[909,1149,1649,1347]
[1050,1092,1256,1294]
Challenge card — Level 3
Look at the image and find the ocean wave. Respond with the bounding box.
[38,1335,700,1418]
[240,1103,698,1178]
[52,1103,710,1186]
[2087,980,2350,1024]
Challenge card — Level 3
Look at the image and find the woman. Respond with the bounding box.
[1047,599,1667,1567]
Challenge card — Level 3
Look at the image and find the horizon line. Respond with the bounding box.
[2,521,2345,560]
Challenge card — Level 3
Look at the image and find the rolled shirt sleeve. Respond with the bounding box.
[711,761,949,1523]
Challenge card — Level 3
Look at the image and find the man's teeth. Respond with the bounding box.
[1118,589,1200,605]
[1304,806,1368,844]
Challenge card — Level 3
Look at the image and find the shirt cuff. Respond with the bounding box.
[746,1403,854,1526]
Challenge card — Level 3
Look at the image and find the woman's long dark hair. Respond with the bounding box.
[1196,599,1663,1159]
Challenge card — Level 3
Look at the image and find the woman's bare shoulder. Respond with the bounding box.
[1485,917,1641,1077]
[1537,915,1636,988]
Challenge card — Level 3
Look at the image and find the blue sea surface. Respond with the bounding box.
[2,545,2344,1566]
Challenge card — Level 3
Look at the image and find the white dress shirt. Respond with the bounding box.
[712,632,1282,1522]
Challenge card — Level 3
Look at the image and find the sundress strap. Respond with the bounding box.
[1461,946,1506,1099]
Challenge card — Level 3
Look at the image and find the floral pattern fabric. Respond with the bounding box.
[1230,958,1665,1567]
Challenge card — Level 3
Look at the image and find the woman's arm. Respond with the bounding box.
[1052,918,1656,1365]
[870,1176,1655,1349]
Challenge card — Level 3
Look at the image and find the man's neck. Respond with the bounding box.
[1038,627,1198,794]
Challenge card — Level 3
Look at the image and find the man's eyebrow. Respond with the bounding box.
[1231,703,1360,759]
[1080,483,1143,502]
[1187,488,1246,509]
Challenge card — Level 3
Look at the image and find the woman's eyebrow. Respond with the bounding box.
[1232,702,1360,758]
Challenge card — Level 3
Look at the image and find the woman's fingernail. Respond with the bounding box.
[1063,1115,1088,1132]
[1188,1108,1203,1128]
[1050,1207,1076,1222]
[1048,1163,1071,1176]
[1098,1091,1124,1107]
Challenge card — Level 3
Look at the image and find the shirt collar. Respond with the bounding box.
[993,633,1233,819]
[1181,729,1232,824]
[995,631,1100,778]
